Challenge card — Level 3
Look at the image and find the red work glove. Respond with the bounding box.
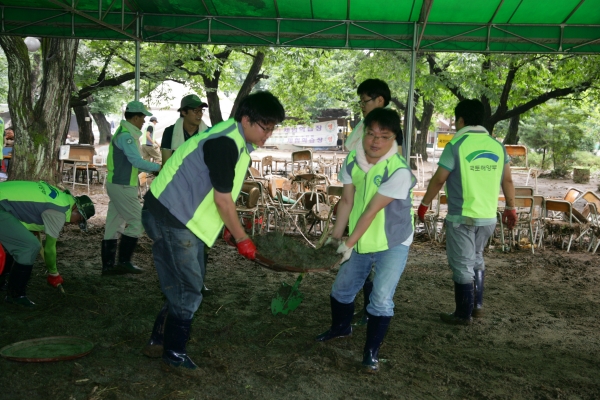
[236,237,257,260]
[222,228,237,247]
[47,274,64,288]
[418,203,430,223]
[502,208,518,230]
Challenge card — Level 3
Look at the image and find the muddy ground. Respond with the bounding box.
[1,174,600,399]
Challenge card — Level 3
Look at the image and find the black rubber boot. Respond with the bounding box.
[0,250,14,291]
[162,315,202,376]
[316,295,354,342]
[101,239,121,276]
[142,303,169,358]
[440,282,474,325]
[354,279,373,327]
[472,269,485,318]
[362,313,392,373]
[4,262,35,308]
[116,235,143,274]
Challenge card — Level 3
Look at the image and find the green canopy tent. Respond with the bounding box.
[2,0,600,156]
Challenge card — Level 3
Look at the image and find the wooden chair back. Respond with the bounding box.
[545,199,573,223]
[291,149,313,173]
[505,145,528,166]
[582,191,600,209]
[563,187,583,204]
[261,156,273,176]
[514,186,534,196]
[514,196,533,208]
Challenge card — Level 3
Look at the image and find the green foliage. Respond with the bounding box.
[520,100,589,173]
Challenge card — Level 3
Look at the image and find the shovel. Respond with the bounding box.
[271,273,304,315]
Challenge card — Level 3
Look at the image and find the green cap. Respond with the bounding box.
[125,101,152,116]
[74,195,95,232]
[178,94,207,111]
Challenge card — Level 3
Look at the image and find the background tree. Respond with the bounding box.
[0,37,78,182]
[520,100,588,175]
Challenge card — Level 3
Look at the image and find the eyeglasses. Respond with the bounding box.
[358,97,375,108]
[365,131,395,142]
[254,121,276,134]
[191,108,205,115]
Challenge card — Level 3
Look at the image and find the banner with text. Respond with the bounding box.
[265,120,338,147]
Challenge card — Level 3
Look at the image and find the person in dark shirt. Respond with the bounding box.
[160,94,209,165]
[140,116,162,163]
[141,91,285,377]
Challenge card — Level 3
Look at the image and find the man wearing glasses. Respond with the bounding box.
[160,94,209,165]
[344,79,403,154]
[317,108,415,373]
[141,91,285,376]
[344,79,404,327]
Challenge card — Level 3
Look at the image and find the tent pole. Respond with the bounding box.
[404,22,417,161]
[135,14,140,101]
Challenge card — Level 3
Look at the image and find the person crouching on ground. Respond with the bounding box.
[141,91,285,376]
[317,108,416,373]
[101,101,161,276]
[0,180,95,307]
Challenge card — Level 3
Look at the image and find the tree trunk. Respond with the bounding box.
[74,104,94,145]
[30,52,42,101]
[503,114,521,145]
[541,148,546,170]
[413,100,434,162]
[92,111,112,144]
[203,75,223,125]
[231,51,265,117]
[0,36,79,183]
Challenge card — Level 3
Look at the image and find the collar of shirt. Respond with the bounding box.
[454,125,489,140]
[120,120,142,139]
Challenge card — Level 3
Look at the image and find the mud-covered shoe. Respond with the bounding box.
[115,261,143,274]
[471,308,485,318]
[101,265,127,276]
[316,326,352,342]
[5,295,36,308]
[161,357,204,377]
[440,312,472,326]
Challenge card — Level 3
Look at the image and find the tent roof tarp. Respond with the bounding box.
[1,0,600,53]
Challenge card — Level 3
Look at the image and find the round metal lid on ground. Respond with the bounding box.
[0,336,94,362]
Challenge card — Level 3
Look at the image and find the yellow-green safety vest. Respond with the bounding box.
[347,151,416,254]
[150,118,253,246]
[446,132,505,219]
[0,180,74,231]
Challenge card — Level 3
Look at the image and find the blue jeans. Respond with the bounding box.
[331,244,410,317]
[445,222,495,284]
[142,209,206,320]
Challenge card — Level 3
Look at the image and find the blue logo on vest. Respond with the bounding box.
[466,150,499,163]
[373,175,382,186]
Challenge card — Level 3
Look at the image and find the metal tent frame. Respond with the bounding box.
[2,0,600,157]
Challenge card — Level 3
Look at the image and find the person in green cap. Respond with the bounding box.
[160,94,209,165]
[101,101,161,276]
[0,180,95,307]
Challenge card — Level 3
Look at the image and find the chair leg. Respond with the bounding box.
[566,234,574,252]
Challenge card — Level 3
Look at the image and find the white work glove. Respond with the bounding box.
[325,237,341,248]
[336,241,353,264]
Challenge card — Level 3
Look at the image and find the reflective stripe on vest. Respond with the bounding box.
[347,151,416,254]
[0,180,73,226]
[446,132,505,219]
[107,126,138,186]
[151,119,252,246]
